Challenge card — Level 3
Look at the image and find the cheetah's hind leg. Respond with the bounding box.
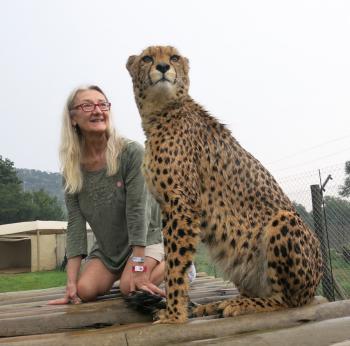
[191,296,287,318]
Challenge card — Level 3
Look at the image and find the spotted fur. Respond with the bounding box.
[126,46,323,323]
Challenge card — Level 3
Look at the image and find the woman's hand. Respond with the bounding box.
[48,256,82,305]
[121,247,165,296]
[130,271,165,297]
[48,282,82,305]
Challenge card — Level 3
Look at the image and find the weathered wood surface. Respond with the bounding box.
[1,274,350,346]
[0,273,236,337]
[1,298,350,346]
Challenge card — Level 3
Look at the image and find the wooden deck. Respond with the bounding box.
[0,273,350,345]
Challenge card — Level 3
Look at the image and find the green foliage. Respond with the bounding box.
[16,168,64,207]
[324,195,350,220]
[293,202,313,228]
[0,156,21,185]
[0,271,66,293]
[322,196,350,249]
[293,196,350,232]
[0,156,65,225]
[26,189,65,221]
[342,243,350,263]
[339,161,350,197]
[195,243,223,278]
[329,249,350,298]
[0,184,32,224]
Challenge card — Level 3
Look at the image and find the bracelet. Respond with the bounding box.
[132,265,147,272]
[130,256,145,263]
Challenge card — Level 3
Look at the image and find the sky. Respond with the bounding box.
[1,0,349,204]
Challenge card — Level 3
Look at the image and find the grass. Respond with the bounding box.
[194,243,223,278]
[0,270,66,293]
[329,250,350,298]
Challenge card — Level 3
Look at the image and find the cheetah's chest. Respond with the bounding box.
[142,146,162,201]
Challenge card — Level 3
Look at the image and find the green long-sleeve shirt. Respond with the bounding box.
[65,141,162,273]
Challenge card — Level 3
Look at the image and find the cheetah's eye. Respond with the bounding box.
[170,55,180,62]
[142,55,153,63]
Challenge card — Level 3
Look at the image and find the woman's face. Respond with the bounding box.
[70,89,110,135]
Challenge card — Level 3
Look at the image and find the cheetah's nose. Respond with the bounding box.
[156,63,170,74]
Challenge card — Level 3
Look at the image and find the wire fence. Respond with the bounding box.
[278,162,350,301]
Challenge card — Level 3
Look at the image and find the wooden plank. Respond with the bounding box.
[0,287,65,301]
[111,299,350,346]
[0,271,338,346]
[0,288,121,306]
[174,317,350,346]
[0,273,237,337]
[0,298,348,346]
[0,299,152,337]
[0,289,236,317]
[330,340,350,346]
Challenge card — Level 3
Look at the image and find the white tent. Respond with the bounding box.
[0,221,93,273]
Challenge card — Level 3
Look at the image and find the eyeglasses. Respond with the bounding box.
[71,102,111,112]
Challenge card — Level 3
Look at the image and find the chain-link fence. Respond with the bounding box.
[278,163,350,301]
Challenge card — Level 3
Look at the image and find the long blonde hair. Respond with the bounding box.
[59,85,125,194]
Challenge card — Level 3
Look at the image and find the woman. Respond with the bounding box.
[50,85,165,304]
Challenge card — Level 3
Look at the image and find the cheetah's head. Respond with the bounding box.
[127,46,190,114]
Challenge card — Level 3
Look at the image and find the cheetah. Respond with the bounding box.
[126,45,323,324]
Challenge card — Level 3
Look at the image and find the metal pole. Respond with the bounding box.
[36,230,40,272]
[310,184,335,301]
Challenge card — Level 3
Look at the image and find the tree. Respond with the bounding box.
[0,156,26,224]
[339,161,350,197]
[29,189,65,221]
[322,195,350,250]
[0,155,21,185]
[17,168,64,207]
[323,195,350,227]
[0,156,65,224]
[292,201,313,228]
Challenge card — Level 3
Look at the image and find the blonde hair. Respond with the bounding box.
[59,85,125,194]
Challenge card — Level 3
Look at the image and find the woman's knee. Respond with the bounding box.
[76,258,117,301]
[76,279,98,302]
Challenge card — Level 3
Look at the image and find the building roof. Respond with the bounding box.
[0,220,91,236]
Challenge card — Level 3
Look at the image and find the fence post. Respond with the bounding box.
[310,184,335,301]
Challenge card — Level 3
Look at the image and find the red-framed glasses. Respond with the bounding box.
[71,102,111,112]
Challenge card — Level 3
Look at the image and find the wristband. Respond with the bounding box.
[132,265,147,272]
[131,256,145,263]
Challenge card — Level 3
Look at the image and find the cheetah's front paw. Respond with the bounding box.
[153,308,188,324]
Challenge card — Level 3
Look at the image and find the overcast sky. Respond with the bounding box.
[1,0,349,200]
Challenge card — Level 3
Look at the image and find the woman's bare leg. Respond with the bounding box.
[77,258,118,302]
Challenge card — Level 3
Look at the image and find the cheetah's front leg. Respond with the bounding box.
[156,208,200,324]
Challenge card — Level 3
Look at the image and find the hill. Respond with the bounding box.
[16,169,65,207]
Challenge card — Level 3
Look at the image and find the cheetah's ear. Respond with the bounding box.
[126,55,137,77]
[183,56,190,74]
